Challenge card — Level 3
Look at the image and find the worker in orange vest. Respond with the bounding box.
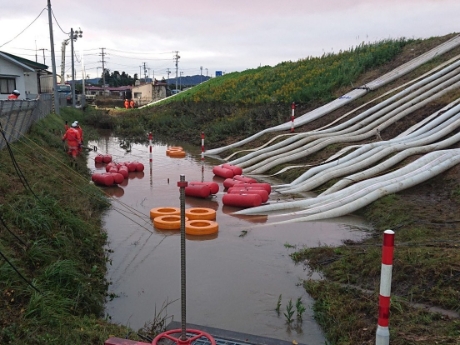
[124,99,129,109]
[62,122,81,159]
[130,99,135,108]
[7,90,20,100]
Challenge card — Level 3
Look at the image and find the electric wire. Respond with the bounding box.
[0,8,47,48]
[0,213,27,247]
[51,9,70,35]
[0,249,41,293]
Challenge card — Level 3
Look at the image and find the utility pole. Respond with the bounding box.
[47,0,59,115]
[70,28,82,108]
[39,48,47,64]
[99,48,106,93]
[200,66,203,83]
[180,71,183,90]
[166,68,171,85]
[206,68,208,78]
[174,51,180,91]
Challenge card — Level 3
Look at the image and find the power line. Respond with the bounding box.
[0,7,47,48]
[51,9,69,35]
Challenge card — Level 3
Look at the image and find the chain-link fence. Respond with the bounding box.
[0,94,53,150]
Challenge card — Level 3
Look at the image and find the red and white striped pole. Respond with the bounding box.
[148,132,153,166]
[201,132,205,160]
[290,102,295,132]
[376,229,395,345]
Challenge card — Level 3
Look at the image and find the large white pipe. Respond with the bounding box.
[278,105,460,193]
[243,78,460,174]
[262,151,460,224]
[236,150,460,218]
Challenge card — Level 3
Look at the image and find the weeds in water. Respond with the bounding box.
[275,294,282,315]
[284,242,296,249]
[138,298,178,341]
[284,299,295,324]
[296,297,306,322]
[239,230,248,237]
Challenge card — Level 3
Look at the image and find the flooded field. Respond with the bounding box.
[87,135,371,345]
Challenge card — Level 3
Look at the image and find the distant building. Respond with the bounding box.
[85,85,132,99]
[131,79,168,106]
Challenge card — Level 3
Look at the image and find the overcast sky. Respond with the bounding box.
[1,0,459,81]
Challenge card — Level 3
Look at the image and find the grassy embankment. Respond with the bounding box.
[0,109,150,344]
[105,34,460,344]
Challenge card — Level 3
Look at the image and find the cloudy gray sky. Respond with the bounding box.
[1,0,459,81]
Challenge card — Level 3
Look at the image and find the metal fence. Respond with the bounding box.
[0,94,53,150]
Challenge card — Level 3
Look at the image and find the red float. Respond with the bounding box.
[232,175,258,183]
[185,185,211,198]
[189,181,219,194]
[102,154,112,163]
[118,166,129,179]
[94,154,103,163]
[212,165,234,178]
[222,163,243,176]
[110,172,124,184]
[227,188,269,203]
[126,162,137,172]
[105,162,116,172]
[223,178,244,189]
[230,182,272,194]
[223,193,262,208]
[135,162,144,172]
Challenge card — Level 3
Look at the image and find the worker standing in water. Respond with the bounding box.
[62,122,81,159]
[130,99,135,108]
[124,99,129,109]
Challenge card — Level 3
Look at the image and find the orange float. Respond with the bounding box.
[154,215,188,230]
[185,207,216,220]
[185,220,218,235]
[150,207,180,219]
[168,149,186,158]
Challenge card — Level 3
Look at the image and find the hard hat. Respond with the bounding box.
[71,122,77,128]
[13,90,20,95]
[74,121,79,124]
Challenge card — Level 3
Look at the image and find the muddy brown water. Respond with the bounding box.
[87,135,370,345]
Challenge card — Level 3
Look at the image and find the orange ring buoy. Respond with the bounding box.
[168,146,183,151]
[168,149,186,158]
[153,215,188,230]
[186,220,218,236]
[150,207,180,219]
[185,207,216,220]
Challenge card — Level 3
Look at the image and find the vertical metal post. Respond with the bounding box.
[290,102,295,133]
[177,175,188,340]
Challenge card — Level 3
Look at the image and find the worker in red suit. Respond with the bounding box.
[130,99,135,108]
[7,90,20,100]
[124,99,129,109]
[62,122,81,159]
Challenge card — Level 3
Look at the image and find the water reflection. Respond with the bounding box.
[221,205,268,224]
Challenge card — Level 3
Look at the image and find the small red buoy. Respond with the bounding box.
[127,162,137,172]
[212,165,234,178]
[102,154,112,163]
[222,193,262,208]
[94,154,103,163]
[232,175,258,183]
[135,162,144,172]
[230,182,272,194]
[222,163,243,176]
[227,188,269,203]
[118,166,128,179]
[110,172,124,184]
[185,185,211,198]
[223,178,244,189]
[189,181,219,194]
